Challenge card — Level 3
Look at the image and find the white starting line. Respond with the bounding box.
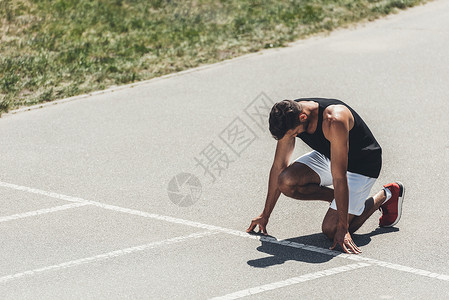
[1,180,448,284]
[0,202,89,223]
[0,230,217,283]
[210,262,371,300]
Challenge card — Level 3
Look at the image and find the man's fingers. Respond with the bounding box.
[341,243,352,254]
[261,225,268,235]
[349,240,362,253]
[329,241,362,254]
[246,221,256,233]
[345,241,361,254]
[257,225,267,235]
[347,239,361,254]
[246,220,268,235]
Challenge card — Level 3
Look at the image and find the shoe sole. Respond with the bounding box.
[382,181,405,227]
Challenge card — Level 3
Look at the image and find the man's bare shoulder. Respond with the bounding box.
[323,105,354,131]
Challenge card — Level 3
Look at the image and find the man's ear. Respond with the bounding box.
[299,113,308,122]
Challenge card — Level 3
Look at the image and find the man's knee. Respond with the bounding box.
[278,171,294,194]
[322,223,335,240]
[277,162,321,198]
[278,168,306,197]
[321,216,336,240]
[277,171,309,198]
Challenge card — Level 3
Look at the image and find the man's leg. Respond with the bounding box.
[277,162,334,202]
[321,189,385,240]
[278,151,335,202]
[350,182,405,231]
[322,172,379,240]
[323,186,399,239]
[348,189,386,233]
[322,209,356,240]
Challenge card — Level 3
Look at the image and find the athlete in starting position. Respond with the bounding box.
[246,98,405,254]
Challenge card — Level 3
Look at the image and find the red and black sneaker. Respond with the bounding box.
[379,182,405,227]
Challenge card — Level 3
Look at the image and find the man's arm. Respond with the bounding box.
[328,119,350,227]
[323,106,360,254]
[246,134,296,235]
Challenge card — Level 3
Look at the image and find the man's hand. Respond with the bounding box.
[330,225,361,254]
[246,214,269,235]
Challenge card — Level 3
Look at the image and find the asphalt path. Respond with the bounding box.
[1,0,448,298]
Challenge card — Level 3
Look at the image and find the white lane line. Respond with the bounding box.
[1,180,448,282]
[0,230,216,283]
[0,181,87,203]
[0,203,89,223]
[0,180,247,234]
[239,236,449,282]
[210,262,371,300]
[363,259,449,281]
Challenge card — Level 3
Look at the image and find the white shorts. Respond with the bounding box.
[294,150,377,216]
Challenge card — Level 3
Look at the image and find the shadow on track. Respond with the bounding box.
[247,227,399,268]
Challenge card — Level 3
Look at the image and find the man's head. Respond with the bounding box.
[269,100,309,140]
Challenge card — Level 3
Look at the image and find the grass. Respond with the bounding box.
[0,0,429,116]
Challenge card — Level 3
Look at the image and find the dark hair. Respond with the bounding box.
[269,100,302,140]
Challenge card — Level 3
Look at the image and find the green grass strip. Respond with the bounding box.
[0,0,429,116]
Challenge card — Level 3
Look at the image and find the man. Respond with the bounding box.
[246,98,405,254]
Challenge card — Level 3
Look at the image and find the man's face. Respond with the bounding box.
[287,116,309,137]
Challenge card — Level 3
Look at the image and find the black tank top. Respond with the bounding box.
[295,98,382,178]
